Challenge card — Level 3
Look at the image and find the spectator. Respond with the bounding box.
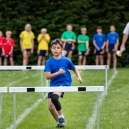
[0,31,6,65]
[3,31,15,66]
[93,26,106,65]
[19,23,35,66]
[37,28,50,65]
[106,25,119,71]
[77,27,90,65]
[61,24,76,60]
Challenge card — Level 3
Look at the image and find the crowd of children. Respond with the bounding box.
[0,23,120,70]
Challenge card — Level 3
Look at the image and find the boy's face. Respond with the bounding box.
[110,26,115,32]
[6,33,11,38]
[81,29,86,35]
[25,25,31,31]
[97,28,102,33]
[67,25,72,31]
[51,44,63,56]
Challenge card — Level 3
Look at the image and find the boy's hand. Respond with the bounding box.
[78,77,83,83]
[58,68,65,74]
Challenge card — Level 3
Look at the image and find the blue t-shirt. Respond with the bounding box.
[44,56,75,87]
[107,32,119,44]
[93,33,106,48]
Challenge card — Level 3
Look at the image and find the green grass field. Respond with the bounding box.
[0,68,129,129]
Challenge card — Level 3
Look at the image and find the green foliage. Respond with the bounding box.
[0,0,129,66]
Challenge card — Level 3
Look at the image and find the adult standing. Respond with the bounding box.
[19,23,35,65]
[37,28,50,65]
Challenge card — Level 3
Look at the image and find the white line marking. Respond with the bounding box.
[6,99,43,129]
[86,71,118,129]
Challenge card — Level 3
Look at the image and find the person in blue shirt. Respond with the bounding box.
[44,38,82,128]
[106,25,119,71]
[93,26,106,65]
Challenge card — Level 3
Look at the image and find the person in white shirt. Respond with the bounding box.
[120,22,129,49]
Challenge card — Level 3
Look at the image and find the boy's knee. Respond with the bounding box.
[51,94,59,103]
[48,105,54,111]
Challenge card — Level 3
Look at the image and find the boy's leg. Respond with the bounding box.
[48,98,59,122]
[22,50,28,66]
[100,55,104,65]
[107,53,111,68]
[78,55,82,65]
[95,55,99,65]
[68,51,73,60]
[9,57,14,66]
[4,57,8,66]
[37,56,42,66]
[113,52,117,69]
[0,57,1,65]
[62,50,67,56]
[82,56,86,65]
[42,56,46,65]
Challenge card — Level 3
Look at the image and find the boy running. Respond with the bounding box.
[0,31,6,65]
[44,38,82,128]
[37,28,50,65]
[93,26,106,65]
[61,24,76,60]
[77,27,90,65]
[106,25,119,71]
[3,31,15,65]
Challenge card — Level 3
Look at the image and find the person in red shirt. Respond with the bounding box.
[0,31,6,65]
[3,31,15,66]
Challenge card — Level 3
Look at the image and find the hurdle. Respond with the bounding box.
[0,87,8,128]
[9,86,104,129]
[0,65,109,97]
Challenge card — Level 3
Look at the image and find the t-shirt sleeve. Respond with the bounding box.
[92,34,96,40]
[103,34,106,41]
[19,32,23,39]
[87,36,90,42]
[116,33,119,39]
[123,22,129,35]
[44,60,51,72]
[77,35,80,41]
[73,32,76,39]
[32,32,35,39]
[61,32,65,39]
[46,34,50,41]
[37,34,41,41]
[12,39,15,46]
[67,59,75,70]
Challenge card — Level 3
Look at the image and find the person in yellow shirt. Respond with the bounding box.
[19,23,35,65]
[37,28,50,65]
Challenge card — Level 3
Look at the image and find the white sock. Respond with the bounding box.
[59,114,64,118]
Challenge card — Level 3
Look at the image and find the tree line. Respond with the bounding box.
[0,0,129,66]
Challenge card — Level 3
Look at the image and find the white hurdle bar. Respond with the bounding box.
[0,65,109,97]
[9,86,104,129]
[0,87,8,128]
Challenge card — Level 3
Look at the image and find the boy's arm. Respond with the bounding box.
[9,46,13,55]
[93,40,99,50]
[73,68,82,83]
[121,34,128,49]
[115,39,119,51]
[46,68,65,80]
[20,39,23,52]
[101,41,106,49]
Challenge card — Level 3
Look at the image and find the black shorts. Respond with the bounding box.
[4,54,13,58]
[96,49,103,55]
[108,44,115,53]
[64,42,74,51]
[38,50,48,56]
[48,92,64,99]
[78,51,87,56]
[23,49,31,52]
[0,48,2,57]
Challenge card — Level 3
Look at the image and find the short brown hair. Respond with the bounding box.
[97,26,102,29]
[51,38,63,48]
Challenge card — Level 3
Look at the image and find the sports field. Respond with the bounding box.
[0,68,129,129]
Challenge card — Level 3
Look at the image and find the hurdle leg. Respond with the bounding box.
[40,70,44,99]
[0,93,2,128]
[105,66,108,98]
[97,92,100,129]
[13,93,16,129]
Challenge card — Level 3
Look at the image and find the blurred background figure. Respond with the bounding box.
[3,31,15,66]
[77,27,90,65]
[0,31,6,65]
[61,24,76,60]
[19,23,35,66]
[93,26,106,65]
[106,25,119,71]
[37,28,50,65]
